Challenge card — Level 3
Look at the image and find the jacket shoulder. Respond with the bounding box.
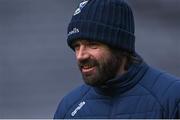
[139,66,180,117]
[54,84,91,119]
[140,66,180,98]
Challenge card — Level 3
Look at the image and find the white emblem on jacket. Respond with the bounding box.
[71,101,86,117]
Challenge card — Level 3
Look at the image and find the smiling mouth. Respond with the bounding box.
[81,64,96,74]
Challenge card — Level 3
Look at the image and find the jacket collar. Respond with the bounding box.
[93,60,149,96]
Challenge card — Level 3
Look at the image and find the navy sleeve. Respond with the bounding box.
[54,98,66,119]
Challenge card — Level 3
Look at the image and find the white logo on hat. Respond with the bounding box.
[68,28,79,36]
[74,0,88,16]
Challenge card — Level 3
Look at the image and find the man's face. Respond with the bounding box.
[72,40,123,87]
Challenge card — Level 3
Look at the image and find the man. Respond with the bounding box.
[54,0,180,118]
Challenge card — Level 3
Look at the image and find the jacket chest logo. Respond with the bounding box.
[71,101,86,117]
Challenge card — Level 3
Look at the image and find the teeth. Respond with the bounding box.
[82,64,93,69]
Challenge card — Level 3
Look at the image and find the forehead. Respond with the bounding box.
[72,39,102,45]
[73,39,91,44]
[71,39,112,51]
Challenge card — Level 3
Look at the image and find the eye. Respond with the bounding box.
[88,42,99,49]
[72,43,80,51]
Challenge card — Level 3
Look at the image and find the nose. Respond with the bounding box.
[76,45,90,61]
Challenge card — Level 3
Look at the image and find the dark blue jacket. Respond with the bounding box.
[54,62,180,119]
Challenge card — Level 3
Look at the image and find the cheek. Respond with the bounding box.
[88,47,112,61]
[94,53,111,64]
[99,51,111,59]
[90,49,110,58]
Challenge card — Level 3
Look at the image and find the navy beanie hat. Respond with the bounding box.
[67,0,135,53]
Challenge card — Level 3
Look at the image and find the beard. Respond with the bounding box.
[78,52,123,87]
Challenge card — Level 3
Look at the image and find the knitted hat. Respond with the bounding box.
[67,0,135,53]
